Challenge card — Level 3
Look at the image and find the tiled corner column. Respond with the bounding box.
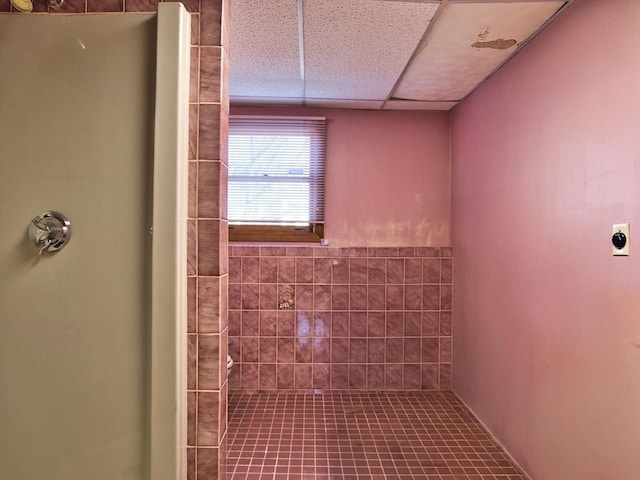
[187,1,230,480]
[229,246,453,393]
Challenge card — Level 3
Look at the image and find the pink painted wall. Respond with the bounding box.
[451,1,640,479]
[231,106,451,247]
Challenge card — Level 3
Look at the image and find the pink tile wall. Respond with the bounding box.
[229,246,453,392]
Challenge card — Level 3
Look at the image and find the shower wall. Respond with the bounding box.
[0,2,230,480]
[229,245,453,392]
[227,108,453,392]
[0,13,156,480]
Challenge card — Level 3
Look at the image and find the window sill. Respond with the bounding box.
[228,224,324,243]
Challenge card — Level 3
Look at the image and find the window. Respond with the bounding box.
[228,116,326,242]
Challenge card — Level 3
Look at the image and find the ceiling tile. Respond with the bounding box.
[393,1,564,101]
[305,98,385,110]
[384,100,457,111]
[303,0,439,100]
[230,96,304,107]
[230,0,302,98]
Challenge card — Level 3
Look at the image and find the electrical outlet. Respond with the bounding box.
[612,223,630,256]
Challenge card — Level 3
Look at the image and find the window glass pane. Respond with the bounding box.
[229,135,311,178]
[228,181,310,225]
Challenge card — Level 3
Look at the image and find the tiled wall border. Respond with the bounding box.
[229,246,452,392]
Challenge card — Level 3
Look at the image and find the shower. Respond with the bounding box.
[10,0,63,13]
[0,5,191,479]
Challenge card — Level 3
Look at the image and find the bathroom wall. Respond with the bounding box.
[230,106,451,247]
[229,245,452,392]
[451,1,640,479]
[227,107,452,392]
[0,2,229,480]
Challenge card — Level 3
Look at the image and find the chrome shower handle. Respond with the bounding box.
[38,238,52,256]
[32,218,53,256]
[28,211,72,255]
[31,217,53,235]
[30,218,54,255]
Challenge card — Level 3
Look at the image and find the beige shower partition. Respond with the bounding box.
[0,4,189,480]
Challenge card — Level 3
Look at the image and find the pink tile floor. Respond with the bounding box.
[227,392,528,479]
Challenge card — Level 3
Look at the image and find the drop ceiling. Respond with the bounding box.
[230,0,571,111]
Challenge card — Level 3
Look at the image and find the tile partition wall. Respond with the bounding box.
[0,1,230,479]
[228,246,453,392]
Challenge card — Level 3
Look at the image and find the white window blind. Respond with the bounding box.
[228,116,326,227]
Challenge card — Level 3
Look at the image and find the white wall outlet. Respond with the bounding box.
[612,223,630,256]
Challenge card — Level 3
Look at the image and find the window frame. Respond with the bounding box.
[227,115,326,243]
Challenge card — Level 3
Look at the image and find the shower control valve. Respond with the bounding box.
[28,211,72,255]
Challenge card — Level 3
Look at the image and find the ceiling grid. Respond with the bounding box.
[230,0,570,110]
